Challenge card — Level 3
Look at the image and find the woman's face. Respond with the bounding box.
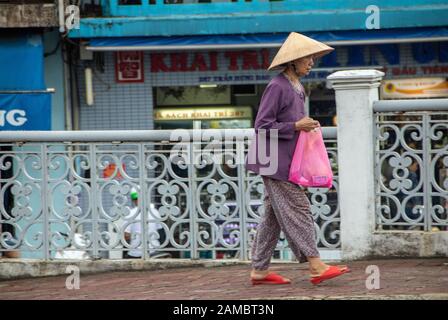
[291,55,315,76]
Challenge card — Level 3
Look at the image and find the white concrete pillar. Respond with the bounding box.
[327,70,384,260]
[304,95,310,116]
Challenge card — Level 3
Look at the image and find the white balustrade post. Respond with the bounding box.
[327,70,384,260]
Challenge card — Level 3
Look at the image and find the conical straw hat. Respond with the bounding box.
[268,32,334,71]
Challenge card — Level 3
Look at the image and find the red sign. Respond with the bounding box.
[115,51,144,83]
[150,50,270,73]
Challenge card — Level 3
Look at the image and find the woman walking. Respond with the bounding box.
[246,32,349,285]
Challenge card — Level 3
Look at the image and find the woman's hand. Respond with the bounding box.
[295,117,320,132]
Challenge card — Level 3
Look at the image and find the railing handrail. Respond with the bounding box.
[0,127,338,142]
[373,98,448,112]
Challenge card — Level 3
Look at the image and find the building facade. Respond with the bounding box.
[69,1,448,131]
[0,0,67,259]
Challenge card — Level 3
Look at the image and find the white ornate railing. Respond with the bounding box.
[0,128,340,260]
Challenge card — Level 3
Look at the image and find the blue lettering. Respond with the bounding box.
[412,43,437,64]
[318,50,340,68]
[347,46,365,66]
[370,44,400,65]
[439,42,448,63]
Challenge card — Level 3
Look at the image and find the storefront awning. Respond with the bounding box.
[86,27,448,51]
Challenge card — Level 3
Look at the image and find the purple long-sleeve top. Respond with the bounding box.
[245,73,306,181]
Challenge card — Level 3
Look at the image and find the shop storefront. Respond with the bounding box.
[78,40,448,131]
[78,48,276,130]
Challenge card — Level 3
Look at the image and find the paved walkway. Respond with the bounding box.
[0,259,447,300]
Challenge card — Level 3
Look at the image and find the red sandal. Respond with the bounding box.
[251,272,291,285]
[310,265,350,285]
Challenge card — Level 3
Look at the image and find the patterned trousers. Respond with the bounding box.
[251,176,320,270]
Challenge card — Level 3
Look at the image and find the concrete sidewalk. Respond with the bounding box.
[0,258,447,300]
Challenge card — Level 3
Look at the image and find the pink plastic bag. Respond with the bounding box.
[288,128,333,188]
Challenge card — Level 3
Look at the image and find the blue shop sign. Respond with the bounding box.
[0,93,51,131]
